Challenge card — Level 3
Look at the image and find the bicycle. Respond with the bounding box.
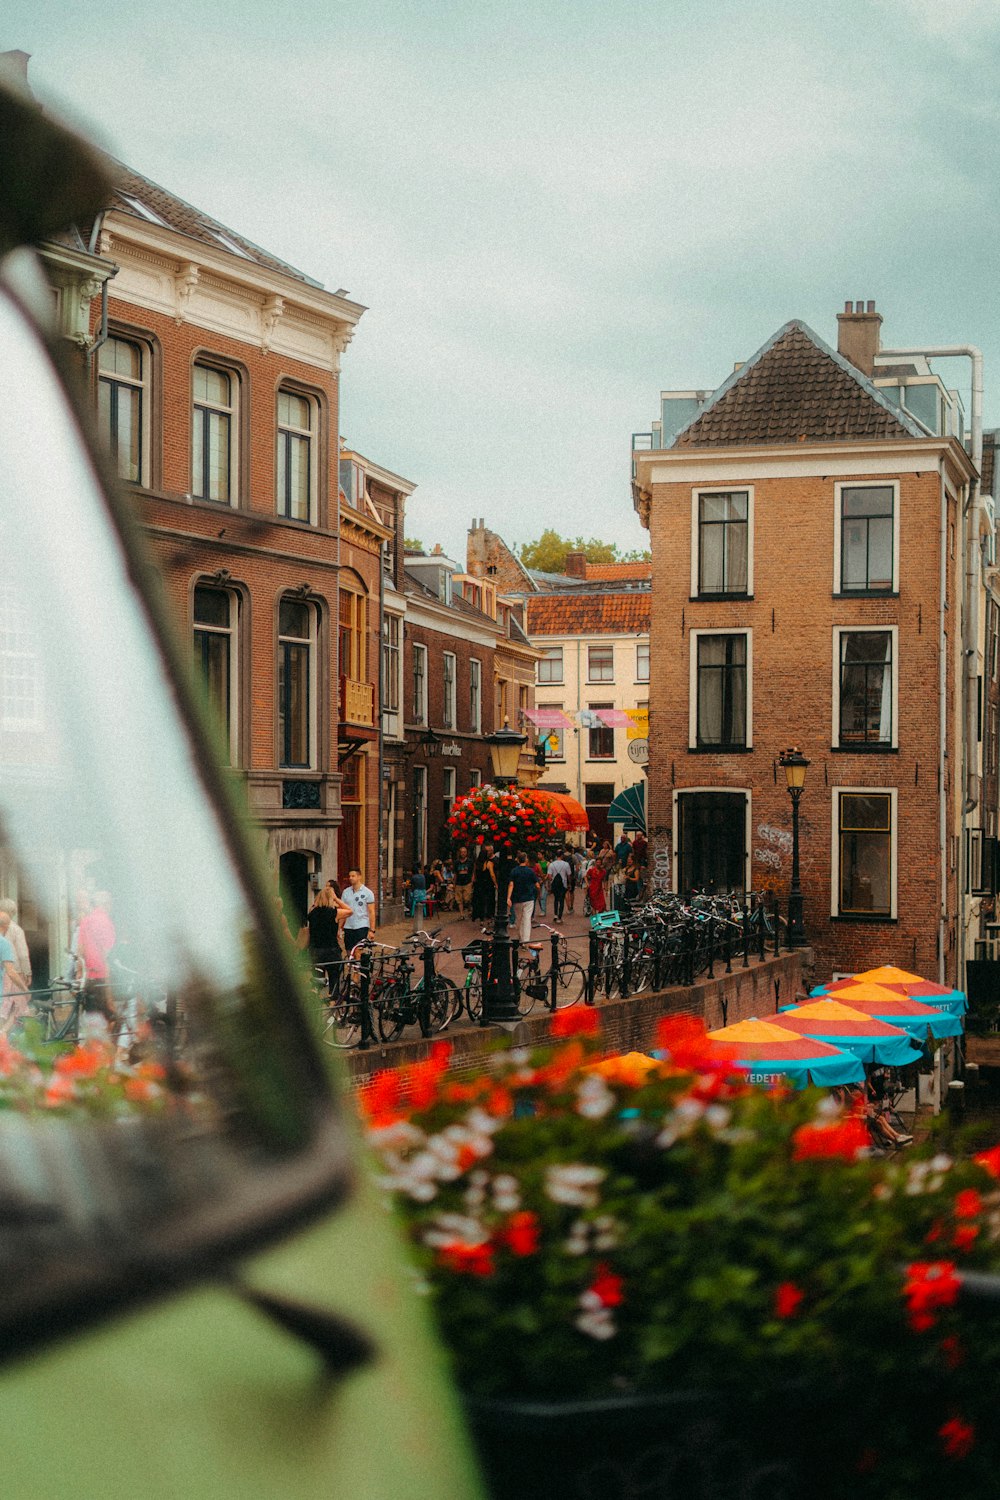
[376,931,460,1042]
[26,978,84,1042]
[465,924,585,1019]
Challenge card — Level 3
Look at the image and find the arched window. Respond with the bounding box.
[277,388,317,523]
[192,362,238,503]
[98,335,149,484]
[193,584,239,763]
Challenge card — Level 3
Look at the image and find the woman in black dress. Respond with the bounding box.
[299,882,351,992]
[471,844,497,921]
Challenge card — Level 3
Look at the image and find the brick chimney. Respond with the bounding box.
[565,550,587,578]
[836,299,883,378]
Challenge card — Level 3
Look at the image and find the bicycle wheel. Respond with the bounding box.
[553,959,586,1009]
[426,977,460,1033]
[47,986,80,1041]
[464,974,483,1022]
[323,994,363,1049]
[376,981,407,1043]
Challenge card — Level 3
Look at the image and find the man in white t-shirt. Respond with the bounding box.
[341,868,376,952]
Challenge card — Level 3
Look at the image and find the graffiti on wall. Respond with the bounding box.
[651,830,672,895]
[752,820,812,874]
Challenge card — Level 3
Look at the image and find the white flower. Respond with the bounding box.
[575,1290,617,1341]
[816,1095,841,1119]
[422,1212,489,1249]
[705,1104,732,1132]
[368,1120,426,1152]
[492,1173,521,1213]
[565,1214,621,1255]
[576,1075,615,1120]
[545,1163,606,1208]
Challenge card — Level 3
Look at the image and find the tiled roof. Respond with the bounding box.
[97,157,323,288]
[527,591,650,636]
[583,562,652,581]
[673,321,925,448]
[982,433,995,498]
[404,569,496,626]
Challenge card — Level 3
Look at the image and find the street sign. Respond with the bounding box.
[627,738,649,764]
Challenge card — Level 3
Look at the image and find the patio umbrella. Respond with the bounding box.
[586,1052,664,1086]
[809,981,962,1042]
[766,997,922,1068]
[703,1017,865,1088]
[607,781,646,833]
[817,965,967,1019]
[517,788,590,831]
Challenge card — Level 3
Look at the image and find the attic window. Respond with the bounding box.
[204,227,253,260]
[117,193,167,226]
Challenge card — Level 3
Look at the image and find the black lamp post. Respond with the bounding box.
[482,723,527,1025]
[779,747,810,949]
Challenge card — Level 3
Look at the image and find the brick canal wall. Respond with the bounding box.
[343,946,813,1086]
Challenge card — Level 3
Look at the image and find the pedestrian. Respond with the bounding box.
[534,854,548,916]
[622,856,643,911]
[453,845,474,916]
[586,859,608,915]
[0,911,30,1036]
[507,851,540,944]
[341,868,376,952]
[76,890,118,1027]
[615,831,633,867]
[0,900,31,988]
[409,865,429,932]
[298,883,351,991]
[632,830,648,867]
[547,850,572,923]
[567,848,584,914]
[471,844,497,921]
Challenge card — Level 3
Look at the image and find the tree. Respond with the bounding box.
[404,537,424,553]
[519,530,650,573]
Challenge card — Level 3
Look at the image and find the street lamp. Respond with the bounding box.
[482,722,528,1024]
[778,747,810,949]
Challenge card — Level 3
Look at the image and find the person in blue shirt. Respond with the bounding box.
[409,866,428,932]
[507,852,540,944]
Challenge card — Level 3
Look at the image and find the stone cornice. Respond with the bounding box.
[634,436,975,491]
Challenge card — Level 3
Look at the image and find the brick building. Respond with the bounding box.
[81,161,364,927]
[632,305,983,985]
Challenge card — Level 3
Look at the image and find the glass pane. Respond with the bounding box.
[192,408,204,497]
[699,523,724,592]
[725,523,748,591]
[840,828,891,913]
[207,411,230,501]
[117,385,140,483]
[99,336,141,381]
[842,518,868,588]
[698,665,723,743]
[279,598,309,639]
[195,628,230,727]
[699,494,730,523]
[195,364,229,407]
[698,635,728,668]
[278,391,310,431]
[282,642,310,765]
[841,793,890,830]
[193,586,230,628]
[843,486,893,517]
[287,433,310,521]
[867,517,893,589]
[727,666,746,742]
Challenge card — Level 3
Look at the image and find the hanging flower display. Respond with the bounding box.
[447,784,559,852]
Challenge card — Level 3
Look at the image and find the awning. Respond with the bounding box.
[607,781,646,833]
[519,788,589,831]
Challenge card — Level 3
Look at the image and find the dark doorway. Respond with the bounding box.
[279,850,311,930]
[676,791,747,895]
[584,782,615,846]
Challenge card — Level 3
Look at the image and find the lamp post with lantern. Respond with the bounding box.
[778,747,810,949]
[482,723,528,1025]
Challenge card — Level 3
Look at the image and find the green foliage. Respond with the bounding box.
[518,530,650,573]
[403,536,424,553]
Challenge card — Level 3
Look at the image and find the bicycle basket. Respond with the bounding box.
[589,911,621,931]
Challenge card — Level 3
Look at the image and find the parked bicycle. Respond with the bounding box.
[464,923,586,1020]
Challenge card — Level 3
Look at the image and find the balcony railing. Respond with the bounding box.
[340,675,375,727]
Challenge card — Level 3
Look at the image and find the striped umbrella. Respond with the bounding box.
[767,997,921,1067]
[822,965,967,1018]
[704,1017,865,1088]
[810,981,962,1042]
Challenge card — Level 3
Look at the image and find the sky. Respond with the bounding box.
[5,0,1000,562]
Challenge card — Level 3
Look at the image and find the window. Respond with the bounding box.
[278,596,315,768]
[691,631,750,749]
[469,658,482,734]
[443,766,456,829]
[443,652,456,730]
[834,628,896,748]
[413,765,427,866]
[192,362,236,503]
[835,484,897,593]
[277,388,316,522]
[338,752,365,877]
[834,790,895,917]
[583,782,615,846]
[538,646,564,684]
[537,705,565,760]
[193,584,237,761]
[412,643,427,725]
[636,641,650,682]
[0,579,43,732]
[382,613,401,719]
[497,677,509,726]
[588,645,614,682]
[470,768,482,789]
[98,335,147,484]
[588,703,614,759]
[694,489,750,596]
[339,589,366,682]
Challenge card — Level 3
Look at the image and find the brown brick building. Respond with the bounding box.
[633,308,979,985]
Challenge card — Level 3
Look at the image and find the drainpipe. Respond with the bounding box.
[881,344,983,992]
[84,213,112,368]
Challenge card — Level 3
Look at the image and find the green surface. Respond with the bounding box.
[0,1150,484,1499]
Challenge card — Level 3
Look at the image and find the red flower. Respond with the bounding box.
[774,1281,804,1319]
[359,1069,405,1126]
[940,1334,965,1370]
[791,1118,869,1162]
[502,1211,541,1257]
[952,1223,979,1253]
[902,1261,960,1333]
[954,1188,983,1219]
[550,1008,600,1039]
[589,1262,624,1307]
[939,1415,975,1460]
[439,1241,495,1277]
[974,1144,1000,1178]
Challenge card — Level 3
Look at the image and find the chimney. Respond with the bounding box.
[565,550,587,578]
[836,299,883,378]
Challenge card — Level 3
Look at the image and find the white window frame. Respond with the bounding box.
[635,640,650,682]
[831,625,898,750]
[536,704,566,761]
[192,360,238,505]
[537,645,564,685]
[193,582,239,764]
[469,657,482,734]
[830,786,898,919]
[98,333,151,487]
[381,611,403,739]
[587,644,615,683]
[688,628,753,750]
[470,768,482,788]
[412,642,428,726]
[277,386,318,524]
[443,766,457,827]
[413,764,427,866]
[443,651,457,730]
[0,579,44,733]
[690,486,754,598]
[833,480,900,595]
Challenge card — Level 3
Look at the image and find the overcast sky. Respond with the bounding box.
[6,0,1000,561]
